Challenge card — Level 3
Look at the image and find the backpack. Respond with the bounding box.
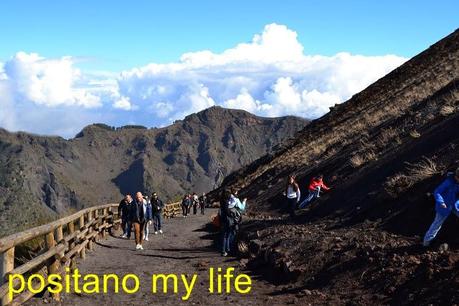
[227,207,242,226]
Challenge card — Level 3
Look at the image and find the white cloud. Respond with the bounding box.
[113,96,134,110]
[180,23,304,65]
[3,52,101,108]
[0,23,408,137]
[117,23,407,122]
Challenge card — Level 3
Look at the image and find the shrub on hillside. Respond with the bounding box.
[384,157,443,197]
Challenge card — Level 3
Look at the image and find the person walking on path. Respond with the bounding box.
[192,193,199,215]
[150,192,165,234]
[182,195,190,217]
[423,168,459,247]
[187,194,193,215]
[118,194,133,238]
[199,193,207,215]
[299,174,330,209]
[130,192,148,250]
[143,197,153,241]
[284,175,301,217]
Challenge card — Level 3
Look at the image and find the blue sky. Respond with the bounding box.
[0,1,457,137]
[1,0,457,70]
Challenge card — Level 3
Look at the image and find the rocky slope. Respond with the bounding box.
[213,29,459,304]
[0,106,307,236]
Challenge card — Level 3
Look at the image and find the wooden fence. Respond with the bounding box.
[163,202,182,218]
[0,201,181,305]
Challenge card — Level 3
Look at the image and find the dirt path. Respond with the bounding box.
[26,209,297,306]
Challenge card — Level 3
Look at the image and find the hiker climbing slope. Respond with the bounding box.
[299,174,331,209]
[284,175,301,217]
[423,167,459,247]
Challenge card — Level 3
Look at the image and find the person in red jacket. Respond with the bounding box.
[299,174,330,209]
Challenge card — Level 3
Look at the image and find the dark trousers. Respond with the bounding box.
[299,188,320,209]
[193,203,198,215]
[222,225,236,253]
[182,205,188,216]
[287,197,297,217]
[153,213,162,231]
[200,203,205,215]
[122,218,131,237]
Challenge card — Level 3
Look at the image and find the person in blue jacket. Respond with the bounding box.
[423,167,459,247]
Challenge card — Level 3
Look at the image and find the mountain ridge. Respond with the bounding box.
[0,106,308,236]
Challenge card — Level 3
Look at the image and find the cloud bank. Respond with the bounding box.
[0,24,407,137]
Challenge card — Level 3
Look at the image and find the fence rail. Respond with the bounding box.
[0,201,181,305]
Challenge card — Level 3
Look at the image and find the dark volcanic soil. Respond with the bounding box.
[239,210,459,305]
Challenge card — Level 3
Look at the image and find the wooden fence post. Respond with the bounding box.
[87,212,93,251]
[94,209,99,241]
[0,247,14,305]
[102,208,108,238]
[67,221,76,269]
[107,207,111,234]
[55,225,63,244]
[45,232,60,302]
[79,214,86,260]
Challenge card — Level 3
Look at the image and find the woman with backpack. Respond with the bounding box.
[284,175,301,217]
[220,188,247,256]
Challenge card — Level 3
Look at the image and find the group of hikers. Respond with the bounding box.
[283,167,459,247]
[181,193,208,217]
[116,166,459,252]
[117,191,209,250]
[284,174,331,217]
[117,192,165,250]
